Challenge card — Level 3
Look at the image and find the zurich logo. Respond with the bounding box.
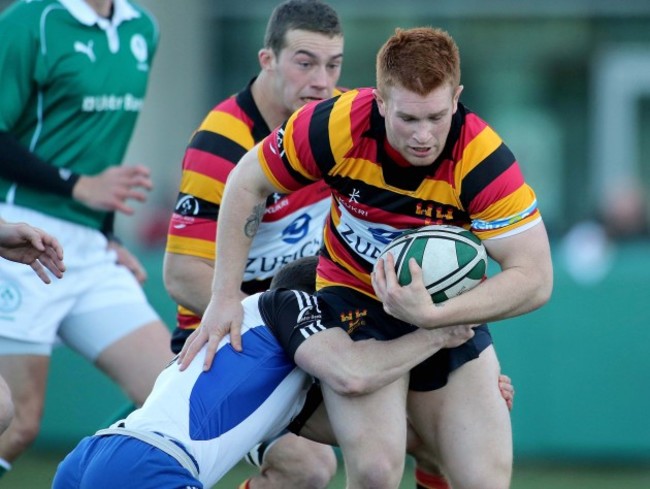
[368,228,403,245]
[282,214,311,244]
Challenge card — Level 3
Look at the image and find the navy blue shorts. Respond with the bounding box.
[316,286,492,391]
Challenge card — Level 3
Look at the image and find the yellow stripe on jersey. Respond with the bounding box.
[457,124,503,175]
[279,111,318,183]
[200,110,256,150]
[165,235,216,260]
[329,90,356,163]
[179,170,225,202]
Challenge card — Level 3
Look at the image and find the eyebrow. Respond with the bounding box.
[293,49,343,62]
[396,108,448,119]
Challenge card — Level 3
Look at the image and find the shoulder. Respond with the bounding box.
[0,0,62,32]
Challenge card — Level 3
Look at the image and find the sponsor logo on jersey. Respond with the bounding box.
[0,280,21,315]
[415,202,455,221]
[281,214,311,244]
[175,195,200,216]
[348,188,361,203]
[130,34,150,71]
[293,292,326,339]
[73,40,95,62]
[81,94,144,112]
[245,238,321,277]
[271,127,286,158]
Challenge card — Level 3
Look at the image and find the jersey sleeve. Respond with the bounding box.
[258,289,326,360]
[456,114,541,240]
[0,10,39,132]
[165,101,255,259]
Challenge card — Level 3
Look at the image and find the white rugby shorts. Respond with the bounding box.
[0,204,159,360]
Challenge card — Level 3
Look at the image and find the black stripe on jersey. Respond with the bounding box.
[459,142,516,210]
[236,81,272,142]
[173,192,220,220]
[279,122,316,187]
[327,174,419,217]
[188,130,247,164]
[308,96,338,174]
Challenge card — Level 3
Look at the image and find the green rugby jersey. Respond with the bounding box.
[0,0,158,229]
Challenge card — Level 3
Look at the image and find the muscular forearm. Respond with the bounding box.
[211,150,275,297]
[297,327,469,397]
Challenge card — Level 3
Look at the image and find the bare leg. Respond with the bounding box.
[94,320,172,406]
[0,355,49,463]
[408,346,512,489]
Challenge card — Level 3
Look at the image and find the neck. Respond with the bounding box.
[251,72,292,131]
[85,0,113,18]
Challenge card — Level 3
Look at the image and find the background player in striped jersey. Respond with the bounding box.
[163,1,343,487]
[0,0,172,477]
[181,27,552,489]
[53,256,477,489]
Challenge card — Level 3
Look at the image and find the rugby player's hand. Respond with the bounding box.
[177,293,244,372]
[0,221,65,284]
[107,239,147,284]
[498,374,515,411]
[73,165,153,215]
[372,253,433,326]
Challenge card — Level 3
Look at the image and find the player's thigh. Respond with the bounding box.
[322,375,409,477]
[408,345,512,489]
[94,321,173,404]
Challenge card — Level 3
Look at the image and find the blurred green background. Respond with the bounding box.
[2,0,650,487]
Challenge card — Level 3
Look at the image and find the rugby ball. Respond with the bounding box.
[376,225,487,303]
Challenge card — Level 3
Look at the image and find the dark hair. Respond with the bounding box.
[264,0,342,55]
[376,27,460,97]
[270,256,318,293]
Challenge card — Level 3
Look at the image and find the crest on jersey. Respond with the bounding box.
[130,34,150,71]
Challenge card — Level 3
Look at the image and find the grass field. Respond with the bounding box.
[6,450,650,488]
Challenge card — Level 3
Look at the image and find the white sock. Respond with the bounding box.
[0,458,11,471]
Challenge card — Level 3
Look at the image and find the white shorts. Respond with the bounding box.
[0,205,160,360]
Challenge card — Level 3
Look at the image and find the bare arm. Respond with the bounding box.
[178,145,282,370]
[163,252,218,316]
[373,221,553,329]
[294,326,475,397]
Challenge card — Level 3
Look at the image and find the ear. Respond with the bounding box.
[452,85,464,113]
[258,48,274,71]
[373,88,386,117]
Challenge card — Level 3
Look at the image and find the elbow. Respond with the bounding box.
[326,372,375,397]
[531,268,554,310]
[162,258,183,303]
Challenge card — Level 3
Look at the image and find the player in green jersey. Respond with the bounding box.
[0,0,172,476]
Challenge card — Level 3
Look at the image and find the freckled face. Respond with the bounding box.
[269,29,344,116]
[375,83,463,166]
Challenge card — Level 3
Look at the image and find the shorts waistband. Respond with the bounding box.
[95,425,199,479]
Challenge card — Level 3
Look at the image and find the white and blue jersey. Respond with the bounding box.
[53,291,323,488]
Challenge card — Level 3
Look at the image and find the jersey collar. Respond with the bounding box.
[58,0,140,28]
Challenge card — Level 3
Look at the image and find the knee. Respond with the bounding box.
[263,437,336,489]
[0,395,13,436]
[351,451,404,489]
[2,414,40,453]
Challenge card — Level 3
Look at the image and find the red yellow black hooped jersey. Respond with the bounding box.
[165,80,339,330]
[259,88,541,298]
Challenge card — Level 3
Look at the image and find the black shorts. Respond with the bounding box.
[316,286,492,391]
